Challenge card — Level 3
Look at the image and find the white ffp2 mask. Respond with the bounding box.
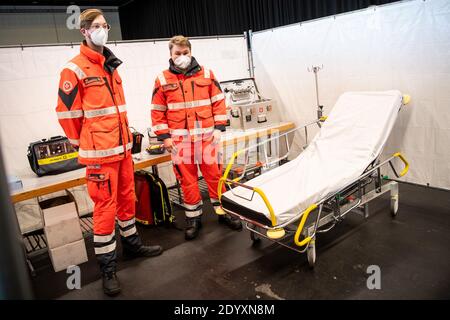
[174,55,191,69]
[89,27,108,47]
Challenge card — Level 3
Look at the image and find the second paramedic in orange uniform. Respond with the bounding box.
[55,9,162,296]
[151,36,242,240]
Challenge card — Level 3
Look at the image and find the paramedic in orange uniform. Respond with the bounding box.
[55,9,162,296]
[151,35,242,240]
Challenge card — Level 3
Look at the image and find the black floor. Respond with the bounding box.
[30,182,450,300]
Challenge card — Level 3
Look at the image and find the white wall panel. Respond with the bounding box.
[252,0,450,189]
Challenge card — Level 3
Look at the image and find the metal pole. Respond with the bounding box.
[0,145,33,299]
[308,65,324,126]
[0,34,244,50]
[245,30,255,78]
[314,70,320,107]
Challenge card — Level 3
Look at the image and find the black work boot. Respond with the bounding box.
[218,213,242,230]
[185,216,202,240]
[102,271,121,296]
[95,235,119,296]
[121,233,163,260]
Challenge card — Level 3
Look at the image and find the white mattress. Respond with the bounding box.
[222,90,403,225]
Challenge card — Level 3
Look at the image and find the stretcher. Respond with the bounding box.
[217,90,410,267]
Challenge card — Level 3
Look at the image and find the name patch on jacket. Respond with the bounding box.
[162,83,178,91]
[83,76,103,86]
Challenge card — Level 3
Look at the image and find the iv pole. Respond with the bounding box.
[308,65,324,128]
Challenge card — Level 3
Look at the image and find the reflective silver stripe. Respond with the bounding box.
[166,102,185,110]
[186,99,212,108]
[184,201,203,210]
[210,93,225,103]
[117,218,135,228]
[94,233,115,243]
[78,142,132,158]
[158,73,167,85]
[167,99,211,110]
[170,127,215,136]
[68,138,80,145]
[94,241,116,255]
[63,62,86,80]
[210,198,219,204]
[57,110,84,119]
[190,127,214,135]
[214,114,228,122]
[152,123,169,132]
[185,209,202,218]
[203,68,210,79]
[84,105,126,118]
[119,226,137,237]
[170,129,189,136]
[151,104,167,111]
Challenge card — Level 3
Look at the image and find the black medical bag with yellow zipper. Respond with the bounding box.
[27,136,84,176]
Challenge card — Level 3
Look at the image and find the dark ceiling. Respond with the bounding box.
[0,0,132,6]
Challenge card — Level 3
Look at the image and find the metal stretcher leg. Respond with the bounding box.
[306,228,316,268]
[390,181,399,217]
[248,223,261,243]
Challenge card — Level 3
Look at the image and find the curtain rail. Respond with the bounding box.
[0,34,244,50]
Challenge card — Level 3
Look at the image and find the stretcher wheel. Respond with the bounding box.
[250,230,261,243]
[390,195,399,217]
[307,239,316,268]
[248,224,261,243]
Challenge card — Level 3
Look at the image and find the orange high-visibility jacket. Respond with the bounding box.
[151,57,227,141]
[55,42,133,165]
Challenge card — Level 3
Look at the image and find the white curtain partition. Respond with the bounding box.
[252,0,450,190]
[0,36,249,176]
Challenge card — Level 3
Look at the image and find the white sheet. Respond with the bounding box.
[222,90,403,224]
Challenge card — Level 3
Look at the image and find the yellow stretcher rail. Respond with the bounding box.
[253,187,277,226]
[218,150,241,200]
[393,152,409,177]
[218,150,278,227]
[294,204,317,247]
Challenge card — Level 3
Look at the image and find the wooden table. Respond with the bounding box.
[10,122,295,204]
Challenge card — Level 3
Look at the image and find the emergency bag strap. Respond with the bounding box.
[149,172,181,230]
[153,174,174,216]
[49,136,64,141]
[144,172,162,225]
[27,145,35,169]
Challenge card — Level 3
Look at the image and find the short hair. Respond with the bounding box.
[169,35,191,52]
[79,8,104,29]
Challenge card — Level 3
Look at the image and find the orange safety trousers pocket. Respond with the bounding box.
[87,171,111,202]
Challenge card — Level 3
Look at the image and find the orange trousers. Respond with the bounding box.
[171,138,225,217]
[86,154,136,236]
